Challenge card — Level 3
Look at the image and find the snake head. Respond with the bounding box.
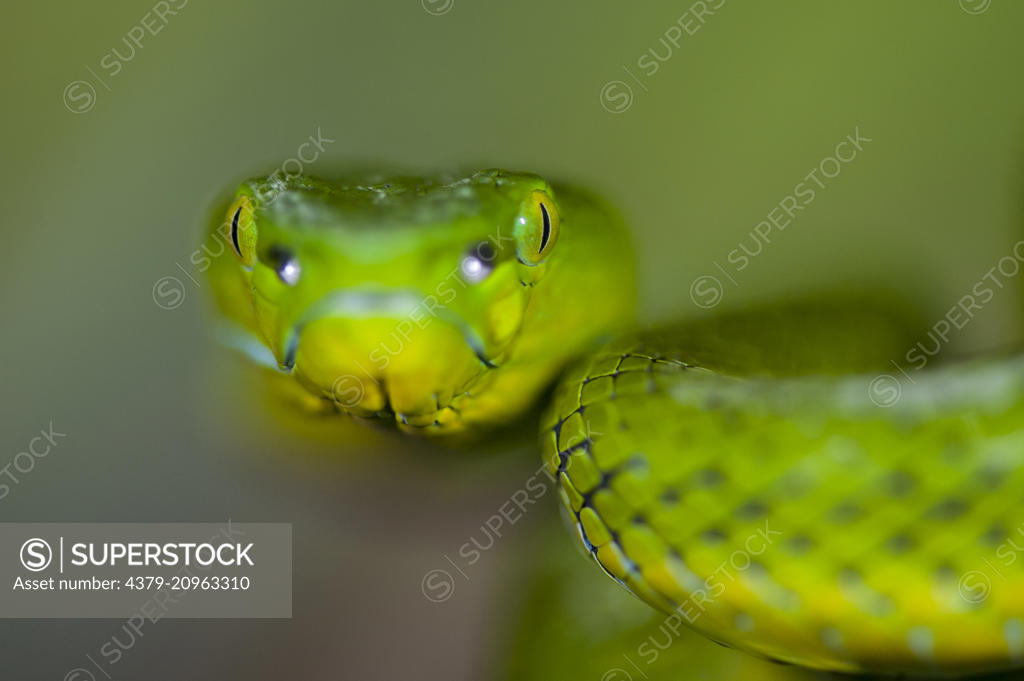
[207,169,585,433]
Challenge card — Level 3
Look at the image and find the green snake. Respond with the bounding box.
[206,168,1024,678]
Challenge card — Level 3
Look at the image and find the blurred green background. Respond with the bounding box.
[2,0,1024,679]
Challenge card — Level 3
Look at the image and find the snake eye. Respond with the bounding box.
[224,194,257,267]
[460,240,496,284]
[516,190,560,266]
[266,244,301,286]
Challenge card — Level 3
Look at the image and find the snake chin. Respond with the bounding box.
[322,362,498,434]
[284,317,503,434]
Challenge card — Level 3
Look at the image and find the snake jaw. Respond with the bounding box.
[258,287,509,432]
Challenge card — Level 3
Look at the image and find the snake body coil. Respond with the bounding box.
[543,310,1024,676]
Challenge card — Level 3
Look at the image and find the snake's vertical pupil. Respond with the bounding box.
[539,202,551,253]
[230,207,242,257]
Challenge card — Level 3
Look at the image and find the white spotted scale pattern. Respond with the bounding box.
[541,326,1024,677]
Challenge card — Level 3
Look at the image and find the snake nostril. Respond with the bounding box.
[267,244,301,285]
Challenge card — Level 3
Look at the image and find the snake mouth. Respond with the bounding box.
[280,289,493,371]
[271,288,500,427]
